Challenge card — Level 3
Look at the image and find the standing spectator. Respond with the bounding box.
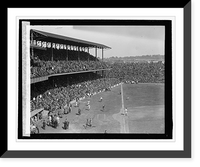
[56,115,60,126]
[69,104,72,114]
[42,119,46,130]
[64,106,68,115]
[34,116,38,122]
[47,114,52,126]
[63,118,69,130]
[76,108,81,115]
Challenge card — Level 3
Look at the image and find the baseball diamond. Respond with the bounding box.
[29,27,165,135]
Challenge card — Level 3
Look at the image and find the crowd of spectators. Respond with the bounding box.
[30,49,165,114]
[105,61,165,83]
[31,49,98,62]
[31,60,110,78]
[30,49,110,78]
[31,73,120,112]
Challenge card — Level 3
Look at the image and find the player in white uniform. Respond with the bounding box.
[99,97,103,102]
[125,107,128,116]
[87,101,90,106]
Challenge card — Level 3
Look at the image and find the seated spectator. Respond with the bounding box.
[30,60,164,118]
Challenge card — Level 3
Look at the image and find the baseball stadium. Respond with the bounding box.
[29,29,165,135]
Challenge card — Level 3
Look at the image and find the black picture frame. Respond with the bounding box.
[3,1,191,158]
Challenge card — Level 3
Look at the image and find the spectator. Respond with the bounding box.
[31,59,110,78]
[30,60,164,118]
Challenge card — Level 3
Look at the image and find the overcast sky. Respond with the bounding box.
[32,25,165,58]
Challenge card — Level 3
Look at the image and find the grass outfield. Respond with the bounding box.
[38,83,164,134]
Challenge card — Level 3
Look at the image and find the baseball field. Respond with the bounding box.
[38,83,164,134]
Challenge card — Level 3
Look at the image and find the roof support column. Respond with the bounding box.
[102,48,104,61]
[95,47,97,61]
[87,47,90,61]
[78,46,80,61]
[66,45,68,61]
[51,45,53,61]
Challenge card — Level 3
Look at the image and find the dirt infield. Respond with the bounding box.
[38,83,164,134]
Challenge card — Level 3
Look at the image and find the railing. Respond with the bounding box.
[31,76,49,84]
[30,43,47,50]
[31,68,111,84]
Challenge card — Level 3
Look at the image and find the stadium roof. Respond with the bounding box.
[31,29,111,49]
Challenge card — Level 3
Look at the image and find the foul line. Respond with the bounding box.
[120,83,129,133]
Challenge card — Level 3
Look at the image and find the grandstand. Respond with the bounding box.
[29,29,165,135]
[30,29,111,83]
[30,29,113,126]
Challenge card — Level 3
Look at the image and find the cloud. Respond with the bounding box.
[73,26,165,41]
[31,25,165,58]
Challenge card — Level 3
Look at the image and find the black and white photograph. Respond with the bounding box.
[19,20,172,139]
[4,3,192,159]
